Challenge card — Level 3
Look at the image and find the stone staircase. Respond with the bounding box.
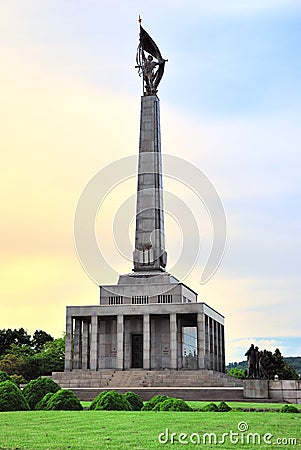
[52,369,242,389]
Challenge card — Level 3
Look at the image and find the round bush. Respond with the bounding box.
[91,390,132,411]
[23,377,60,410]
[35,392,55,410]
[46,389,83,411]
[280,404,299,413]
[155,398,192,412]
[142,395,170,411]
[123,392,143,411]
[201,402,219,412]
[0,380,30,411]
[218,401,232,412]
[89,391,109,410]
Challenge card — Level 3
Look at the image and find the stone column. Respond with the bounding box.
[64,312,73,371]
[221,324,226,372]
[170,313,177,369]
[217,323,222,372]
[143,314,150,369]
[204,315,210,369]
[117,315,124,370]
[90,314,98,371]
[73,318,82,369]
[82,320,90,370]
[209,318,214,370]
[197,313,205,369]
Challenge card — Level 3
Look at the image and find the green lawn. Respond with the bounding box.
[0,410,300,449]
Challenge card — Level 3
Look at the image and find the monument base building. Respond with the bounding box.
[62,25,226,378]
[64,271,225,372]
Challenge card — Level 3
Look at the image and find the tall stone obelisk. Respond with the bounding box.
[133,95,167,271]
[133,23,168,272]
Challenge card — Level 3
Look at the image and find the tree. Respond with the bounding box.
[31,330,53,352]
[0,328,31,356]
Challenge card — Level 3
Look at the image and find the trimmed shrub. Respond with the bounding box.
[10,374,27,385]
[142,395,170,411]
[89,391,109,410]
[0,380,30,411]
[45,389,83,411]
[155,398,192,412]
[201,402,219,412]
[123,391,143,411]
[91,390,132,411]
[35,392,55,410]
[218,401,232,412]
[23,376,60,410]
[280,404,299,414]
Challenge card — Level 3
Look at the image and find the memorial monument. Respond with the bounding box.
[62,22,226,374]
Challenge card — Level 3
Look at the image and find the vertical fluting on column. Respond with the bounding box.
[133,95,167,271]
[143,314,150,369]
[197,313,205,369]
[64,312,73,371]
[117,315,124,370]
[170,313,177,369]
[221,324,226,372]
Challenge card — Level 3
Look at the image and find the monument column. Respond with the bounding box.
[143,314,150,369]
[64,313,73,371]
[133,95,167,272]
[197,313,205,369]
[90,314,98,371]
[73,318,82,369]
[117,315,124,370]
[170,313,177,369]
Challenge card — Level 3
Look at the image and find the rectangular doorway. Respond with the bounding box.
[132,334,143,368]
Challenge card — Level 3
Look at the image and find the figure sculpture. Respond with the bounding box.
[136,19,168,96]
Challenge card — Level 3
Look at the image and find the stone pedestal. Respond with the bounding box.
[243,379,269,399]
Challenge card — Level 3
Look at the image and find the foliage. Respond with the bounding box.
[260,349,299,380]
[280,404,299,413]
[227,354,301,379]
[154,397,192,412]
[0,328,31,357]
[0,353,26,377]
[10,374,27,385]
[0,371,13,383]
[90,390,132,411]
[31,330,54,352]
[141,395,170,411]
[45,389,83,411]
[23,376,61,410]
[123,391,143,411]
[228,368,246,379]
[35,392,55,410]
[0,380,30,411]
[201,402,219,412]
[217,401,232,412]
[89,391,109,410]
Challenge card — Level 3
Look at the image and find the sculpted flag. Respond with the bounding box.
[137,25,166,92]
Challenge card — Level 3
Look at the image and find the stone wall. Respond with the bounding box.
[243,379,301,403]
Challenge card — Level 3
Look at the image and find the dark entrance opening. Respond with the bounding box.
[132,334,143,368]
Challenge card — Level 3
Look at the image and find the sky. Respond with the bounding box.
[0,0,300,363]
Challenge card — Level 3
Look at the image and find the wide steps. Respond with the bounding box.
[52,369,242,389]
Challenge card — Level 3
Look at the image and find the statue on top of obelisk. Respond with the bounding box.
[136,16,168,96]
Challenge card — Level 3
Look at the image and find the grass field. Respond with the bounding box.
[0,408,300,449]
